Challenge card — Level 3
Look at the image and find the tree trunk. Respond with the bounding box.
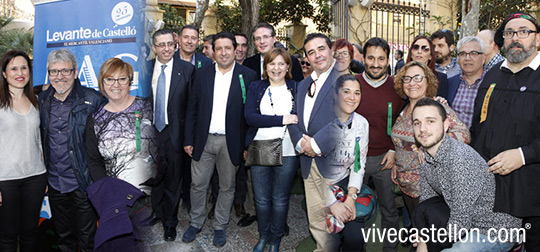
[460,0,480,38]
[193,0,210,29]
[239,0,259,56]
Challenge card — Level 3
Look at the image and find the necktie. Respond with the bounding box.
[155,64,167,132]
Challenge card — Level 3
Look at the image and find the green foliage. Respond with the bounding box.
[211,0,242,33]
[0,16,34,58]
[0,16,14,29]
[160,4,185,34]
[457,0,534,30]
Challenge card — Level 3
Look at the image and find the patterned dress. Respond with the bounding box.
[391,102,470,198]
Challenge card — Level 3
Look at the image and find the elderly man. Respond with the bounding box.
[39,49,106,251]
[470,12,540,251]
[477,29,505,72]
[431,29,461,78]
[178,25,211,68]
[439,36,486,128]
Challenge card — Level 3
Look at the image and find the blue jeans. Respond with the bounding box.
[441,233,515,252]
[251,156,299,244]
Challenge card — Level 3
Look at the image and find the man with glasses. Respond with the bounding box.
[431,29,461,78]
[243,22,303,81]
[471,12,540,251]
[38,49,106,251]
[439,36,486,128]
[178,25,211,69]
[149,29,196,242]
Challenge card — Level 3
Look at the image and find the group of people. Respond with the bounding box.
[0,11,539,252]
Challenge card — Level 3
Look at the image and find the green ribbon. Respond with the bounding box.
[135,110,141,152]
[239,74,246,104]
[387,102,392,136]
[354,137,361,173]
[197,60,202,69]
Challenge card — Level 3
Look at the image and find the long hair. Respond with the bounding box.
[394,61,439,99]
[406,35,436,72]
[0,50,38,109]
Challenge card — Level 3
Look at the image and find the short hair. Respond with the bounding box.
[353,43,363,54]
[396,50,404,58]
[252,23,276,37]
[430,29,455,47]
[212,31,237,50]
[333,39,354,59]
[98,58,134,98]
[334,74,360,94]
[203,34,215,43]
[394,61,439,99]
[363,37,390,58]
[262,48,292,80]
[406,35,436,71]
[479,29,496,43]
[456,36,486,54]
[303,33,332,55]
[234,33,248,41]
[0,50,37,108]
[152,29,175,45]
[412,97,447,121]
[47,48,77,71]
[180,25,199,36]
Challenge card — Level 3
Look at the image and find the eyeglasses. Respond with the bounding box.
[301,61,310,66]
[502,29,538,39]
[103,77,130,86]
[48,68,74,76]
[334,51,350,59]
[411,44,430,52]
[457,51,483,58]
[402,74,425,84]
[154,41,176,48]
[308,79,317,98]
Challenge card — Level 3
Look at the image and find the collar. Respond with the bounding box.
[215,61,236,75]
[155,57,174,70]
[425,134,451,164]
[436,57,458,70]
[362,72,389,88]
[335,113,354,129]
[459,71,485,87]
[501,52,540,72]
[310,60,336,81]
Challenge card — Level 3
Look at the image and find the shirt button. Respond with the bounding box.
[127,194,133,200]
[115,209,119,214]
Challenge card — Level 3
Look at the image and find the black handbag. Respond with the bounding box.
[245,136,283,167]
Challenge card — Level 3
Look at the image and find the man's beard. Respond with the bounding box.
[505,40,537,63]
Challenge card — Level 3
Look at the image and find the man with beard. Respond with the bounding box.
[411,98,520,252]
[355,37,405,252]
[470,12,540,251]
[431,30,461,78]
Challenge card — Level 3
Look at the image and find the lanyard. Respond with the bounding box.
[135,110,141,152]
[387,102,392,136]
[239,74,246,104]
[354,136,361,173]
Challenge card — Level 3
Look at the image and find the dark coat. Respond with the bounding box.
[437,74,460,107]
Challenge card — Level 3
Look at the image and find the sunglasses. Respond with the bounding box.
[301,61,311,66]
[411,44,430,53]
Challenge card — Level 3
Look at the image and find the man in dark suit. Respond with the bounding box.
[243,23,304,81]
[394,49,405,74]
[149,29,195,242]
[182,32,257,247]
[288,33,340,251]
[177,24,212,69]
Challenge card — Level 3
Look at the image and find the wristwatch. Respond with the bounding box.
[349,193,357,201]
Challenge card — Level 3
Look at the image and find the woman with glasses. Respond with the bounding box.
[0,50,47,252]
[245,48,299,252]
[391,61,469,216]
[333,39,355,76]
[85,58,157,194]
[406,35,449,92]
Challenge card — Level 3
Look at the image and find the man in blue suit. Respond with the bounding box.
[177,25,212,69]
[288,33,340,251]
[149,29,196,242]
[182,32,257,247]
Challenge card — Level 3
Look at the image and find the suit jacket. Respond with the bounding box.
[288,67,340,179]
[184,63,257,166]
[174,51,212,69]
[243,53,304,81]
[436,72,457,107]
[151,56,195,152]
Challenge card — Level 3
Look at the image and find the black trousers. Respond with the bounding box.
[412,196,452,252]
[48,187,97,252]
[0,173,46,252]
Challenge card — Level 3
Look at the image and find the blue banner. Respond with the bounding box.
[33,0,150,97]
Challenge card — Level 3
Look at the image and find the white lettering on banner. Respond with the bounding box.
[46,28,93,42]
[46,26,137,42]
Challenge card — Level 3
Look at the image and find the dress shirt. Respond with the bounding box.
[436,57,461,78]
[259,54,264,79]
[209,62,235,134]
[152,58,174,125]
[484,53,505,72]
[452,73,484,128]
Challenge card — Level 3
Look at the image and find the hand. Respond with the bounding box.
[391,165,398,184]
[380,151,396,170]
[434,96,449,106]
[415,241,428,252]
[418,151,426,165]
[344,196,356,222]
[488,148,523,175]
[282,114,298,125]
[329,201,353,223]
[301,135,317,157]
[184,146,194,158]
[243,150,247,161]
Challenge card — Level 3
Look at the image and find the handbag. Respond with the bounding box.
[245,129,286,167]
[330,184,377,221]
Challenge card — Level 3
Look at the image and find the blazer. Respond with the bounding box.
[150,55,195,152]
[288,67,340,179]
[173,51,212,69]
[243,53,304,81]
[438,74,460,107]
[184,63,258,166]
[244,79,297,148]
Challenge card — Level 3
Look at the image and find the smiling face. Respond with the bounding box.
[180,28,199,55]
[102,70,131,102]
[364,46,389,81]
[458,41,485,77]
[235,35,248,62]
[253,27,276,55]
[3,56,30,91]
[333,47,352,74]
[153,33,175,64]
[413,105,449,155]
[48,60,77,97]
[214,38,236,71]
[335,79,361,120]
[411,38,432,64]
[265,55,288,83]
[503,18,540,64]
[202,40,214,61]
[403,66,428,101]
[305,37,334,75]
